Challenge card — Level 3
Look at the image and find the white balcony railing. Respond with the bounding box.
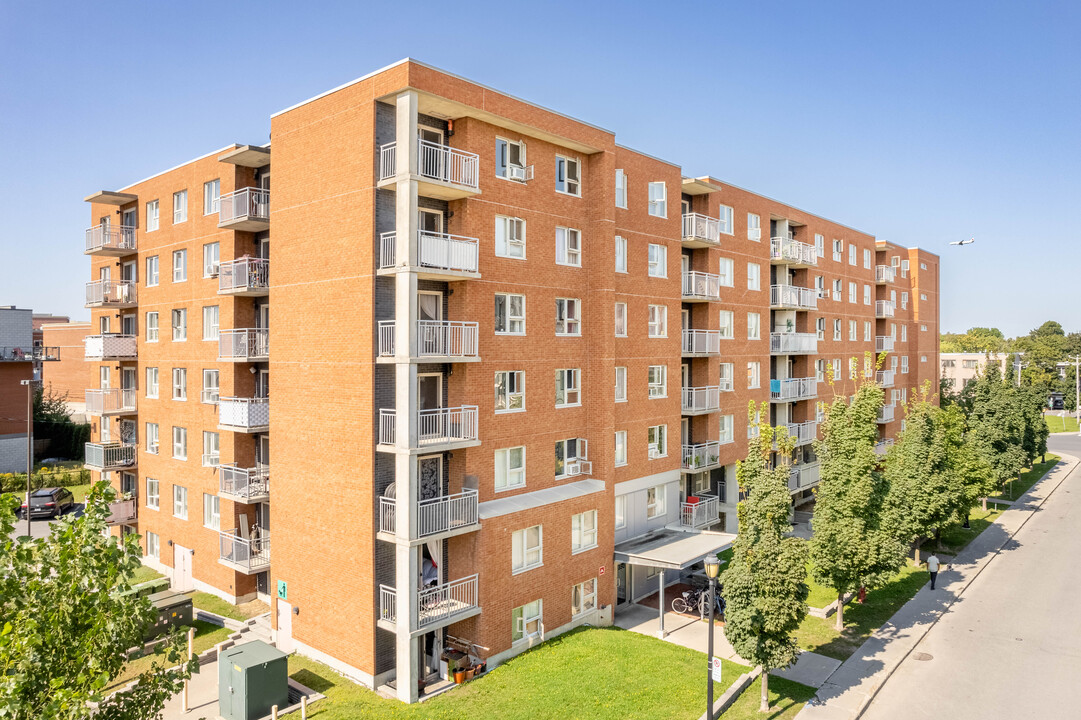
[875,265,896,284]
[219,187,269,225]
[85,442,137,471]
[876,370,896,388]
[377,231,481,275]
[876,300,896,318]
[780,421,818,447]
[770,236,817,266]
[789,462,821,491]
[105,498,137,525]
[219,465,270,503]
[377,320,479,359]
[682,329,721,356]
[680,495,719,529]
[85,388,136,415]
[681,386,721,414]
[379,406,479,448]
[218,397,270,431]
[378,574,480,629]
[378,489,480,538]
[378,140,480,190]
[84,334,137,360]
[682,213,721,245]
[875,336,895,353]
[0,347,59,362]
[85,224,137,254]
[379,584,397,623]
[218,529,270,573]
[682,271,722,301]
[770,377,818,402]
[770,284,818,310]
[85,280,136,306]
[218,257,269,293]
[770,332,818,355]
[219,328,269,361]
[878,404,896,424]
[682,441,721,471]
[874,438,895,455]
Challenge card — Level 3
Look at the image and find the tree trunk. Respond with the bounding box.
[962,511,970,529]
[835,591,845,631]
[934,527,942,551]
[913,540,921,565]
[982,496,987,512]
[760,670,770,712]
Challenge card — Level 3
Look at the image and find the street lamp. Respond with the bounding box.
[704,556,721,720]
[19,379,33,539]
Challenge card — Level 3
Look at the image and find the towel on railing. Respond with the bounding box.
[770,379,781,393]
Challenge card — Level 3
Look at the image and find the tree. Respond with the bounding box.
[1018,385,1049,464]
[33,383,72,425]
[967,362,1028,502]
[809,381,905,630]
[723,403,808,712]
[939,327,1010,354]
[0,484,195,719]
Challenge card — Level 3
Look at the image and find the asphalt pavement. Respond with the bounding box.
[7,503,83,541]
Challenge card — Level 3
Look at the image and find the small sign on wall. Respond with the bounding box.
[277,580,288,600]
[599,565,605,576]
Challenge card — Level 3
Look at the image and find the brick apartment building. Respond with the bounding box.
[41,320,91,419]
[80,59,940,702]
[0,307,59,471]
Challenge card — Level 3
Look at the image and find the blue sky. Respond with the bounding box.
[1,0,1076,337]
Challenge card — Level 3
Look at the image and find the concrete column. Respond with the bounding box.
[657,569,666,638]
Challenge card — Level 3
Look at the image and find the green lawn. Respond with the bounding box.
[805,562,841,609]
[128,564,165,585]
[1045,415,1079,434]
[937,507,1002,555]
[288,627,814,720]
[991,455,1060,501]
[191,591,269,621]
[106,620,231,691]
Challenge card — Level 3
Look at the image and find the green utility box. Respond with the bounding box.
[144,590,193,640]
[218,641,289,720]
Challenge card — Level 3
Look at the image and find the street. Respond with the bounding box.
[7,504,83,541]
[861,437,1081,720]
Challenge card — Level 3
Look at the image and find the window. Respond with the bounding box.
[495,447,526,490]
[615,496,626,529]
[848,282,857,304]
[747,213,761,241]
[833,319,842,341]
[832,358,841,379]
[572,578,597,616]
[512,600,543,642]
[614,431,627,467]
[202,369,219,404]
[816,317,825,340]
[555,369,581,407]
[203,179,220,215]
[647,305,666,337]
[648,365,667,398]
[648,244,667,277]
[571,511,598,553]
[615,169,628,209]
[146,256,159,286]
[146,423,159,455]
[921,262,928,271]
[718,311,734,339]
[864,321,872,342]
[647,182,667,217]
[901,356,909,374]
[615,236,628,272]
[172,368,187,400]
[614,303,627,337]
[494,293,525,335]
[920,293,928,302]
[614,367,627,402]
[202,493,220,529]
[833,279,842,301]
[647,425,667,459]
[172,485,187,519]
[864,356,873,378]
[849,243,857,265]
[816,359,827,382]
[815,233,825,258]
[202,306,219,340]
[203,242,220,277]
[720,414,734,443]
[555,155,580,196]
[747,361,760,389]
[849,358,859,380]
[145,531,159,559]
[495,215,527,258]
[146,312,159,342]
[172,249,187,282]
[495,137,528,179]
[747,262,760,291]
[815,275,826,298]
[173,190,187,224]
[512,526,543,573]
[146,478,159,510]
[555,298,581,336]
[718,205,734,235]
[495,371,525,413]
[718,257,734,287]
[171,309,186,341]
[172,426,187,460]
[555,438,588,477]
[921,324,928,332]
[832,238,843,262]
[863,285,871,305]
[901,325,908,342]
[646,484,666,518]
[901,259,909,277]
[146,200,159,232]
[555,227,581,266]
[849,320,857,341]
[719,363,734,390]
[146,368,159,398]
[747,313,760,340]
[864,249,872,269]
[921,355,928,363]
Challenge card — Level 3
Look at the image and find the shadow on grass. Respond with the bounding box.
[291,668,336,694]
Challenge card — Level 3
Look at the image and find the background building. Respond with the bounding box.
[41,320,91,421]
[0,307,59,471]
[940,352,1008,390]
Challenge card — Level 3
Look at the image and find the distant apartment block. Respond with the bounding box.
[940,352,1008,389]
[0,307,59,471]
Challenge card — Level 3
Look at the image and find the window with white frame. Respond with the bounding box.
[816,359,827,382]
[648,181,667,217]
[921,355,927,363]
[146,477,159,509]
[718,310,733,339]
[146,423,159,454]
[901,259,909,277]
[815,233,825,258]
[146,256,159,286]
[615,169,628,209]
[863,248,872,269]
[901,356,909,374]
[648,243,667,277]
[494,293,525,334]
[146,200,159,232]
[848,282,857,304]
[832,358,841,379]
[720,363,734,390]
[849,357,859,379]
[864,285,872,305]
[146,312,159,342]
[891,289,897,307]
[864,356,873,378]
[555,155,580,196]
[572,578,597,616]
[902,325,907,342]
[615,495,626,529]
[718,257,734,287]
[891,323,897,339]
[720,414,734,444]
[747,361,760,389]
[646,484,666,518]
[816,275,825,298]
[833,278,842,301]
[747,312,761,340]
[615,367,627,402]
[921,262,928,270]
[921,324,927,332]
[512,526,543,573]
[173,250,187,282]
[203,242,220,277]
[173,190,187,224]
[555,438,588,477]
[832,238,843,262]
[202,369,219,404]
[816,317,826,340]
[921,292,928,302]
[202,305,219,340]
[495,446,526,490]
[747,262,760,291]
[864,321,872,342]
[496,137,528,179]
[555,369,581,407]
[172,484,187,519]
[171,309,186,341]
[172,368,186,400]
[555,298,581,335]
[648,365,667,398]
[647,305,667,337]
[849,320,857,341]
[495,371,525,413]
[615,235,628,273]
[718,205,734,235]
[495,215,527,258]
[647,425,666,459]
[571,511,598,553]
[833,319,842,341]
[146,367,159,398]
[747,213,761,241]
[512,599,543,642]
[203,493,220,529]
[849,243,857,265]
[748,409,761,438]
[614,430,627,466]
[555,227,581,266]
[614,302,627,337]
[204,179,220,215]
[146,531,159,559]
[892,355,899,371]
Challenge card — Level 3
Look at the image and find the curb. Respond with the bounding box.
[698,666,762,720]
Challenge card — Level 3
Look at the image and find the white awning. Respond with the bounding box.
[614,528,736,571]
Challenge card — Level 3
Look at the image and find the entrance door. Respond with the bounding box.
[173,545,193,592]
[681,199,691,216]
[681,309,690,331]
[122,368,136,391]
[257,369,270,399]
[122,207,136,228]
[418,291,443,355]
[417,127,445,180]
[121,314,136,335]
[257,434,270,470]
[417,374,443,442]
[616,563,629,606]
[276,598,294,652]
[121,260,136,283]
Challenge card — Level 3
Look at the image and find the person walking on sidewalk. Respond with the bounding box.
[926,554,941,590]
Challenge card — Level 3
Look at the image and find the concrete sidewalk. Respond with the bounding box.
[796,453,1079,720]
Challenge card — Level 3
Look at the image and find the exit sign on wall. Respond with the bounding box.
[277,580,288,600]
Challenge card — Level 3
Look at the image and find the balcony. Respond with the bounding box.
[85,224,137,256]
[681,213,721,248]
[378,140,481,200]
[779,420,817,447]
[378,489,480,541]
[219,329,269,362]
[218,258,270,296]
[874,438,895,456]
[681,441,722,472]
[377,320,480,363]
[85,388,136,416]
[770,377,818,402]
[218,529,270,574]
[770,237,817,267]
[84,334,136,361]
[770,285,818,311]
[85,442,137,472]
[0,346,59,362]
[876,370,896,388]
[218,187,269,231]
[377,231,481,281]
[681,386,721,415]
[680,495,719,529]
[218,397,270,433]
[875,336,895,353]
[876,300,895,319]
[681,271,722,302]
[788,462,821,492]
[770,332,818,355]
[378,406,480,452]
[219,464,270,504]
[682,329,721,357]
[875,265,896,284]
[85,280,136,309]
[105,498,137,526]
[377,574,481,633]
[877,404,896,424]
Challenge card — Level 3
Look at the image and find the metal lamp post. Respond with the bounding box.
[19,379,33,538]
[704,556,721,720]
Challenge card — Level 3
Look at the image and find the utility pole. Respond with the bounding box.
[19,379,33,538]
[1068,356,1081,436]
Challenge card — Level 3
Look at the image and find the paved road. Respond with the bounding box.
[7,504,83,541]
[861,437,1081,720]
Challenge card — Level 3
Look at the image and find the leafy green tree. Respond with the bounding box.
[1019,385,1049,464]
[809,382,905,630]
[940,327,1010,354]
[723,403,808,712]
[32,383,72,425]
[0,484,195,720]
[966,363,1027,503]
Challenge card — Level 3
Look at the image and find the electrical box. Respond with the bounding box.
[218,640,289,720]
[144,590,193,640]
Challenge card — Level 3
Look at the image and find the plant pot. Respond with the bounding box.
[476,660,487,674]
[454,669,466,684]
[465,667,476,681]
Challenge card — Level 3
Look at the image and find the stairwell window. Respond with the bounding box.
[648,243,667,277]
[648,182,667,217]
[647,305,667,338]
[615,431,627,467]
[571,511,598,553]
[555,298,581,336]
[146,312,159,342]
[173,190,187,224]
[614,303,627,337]
[555,369,581,407]
[146,200,159,232]
[648,365,667,398]
[202,493,220,529]
[494,293,525,335]
[615,236,628,273]
[718,205,734,235]
[146,367,159,398]
[615,169,628,209]
[512,526,543,574]
[512,599,543,642]
[615,367,627,402]
[146,478,159,510]
[495,215,527,259]
[495,371,525,413]
[555,155,581,196]
[748,213,761,241]
[495,447,526,491]
[647,425,667,459]
[555,227,581,266]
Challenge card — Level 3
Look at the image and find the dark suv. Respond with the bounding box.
[20,487,75,519]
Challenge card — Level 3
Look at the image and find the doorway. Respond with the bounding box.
[616,563,629,607]
[418,291,444,355]
[276,597,294,652]
[173,545,193,592]
[417,374,443,443]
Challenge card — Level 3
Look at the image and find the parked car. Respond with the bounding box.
[19,487,75,519]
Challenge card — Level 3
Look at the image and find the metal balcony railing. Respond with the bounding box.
[682,329,721,356]
[874,438,895,455]
[770,236,817,266]
[85,224,137,254]
[378,406,479,448]
[878,404,896,424]
[875,265,896,284]
[681,271,721,301]
[85,442,137,471]
[379,575,480,629]
[379,584,397,623]
[876,370,896,387]
[682,213,721,245]
[85,388,136,415]
[218,397,270,431]
[219,328,269,361]
[680,495,719,529]
[105,498,137,525]
[770,332,818,355]
[377,320,479,359]
[875,336,895,353]
[218,529,270,573]
[378,140,480,190]
[219,187,269,225]
[681,386,721,414]
[770,377,818,402]
[378,489,479,538]
[218,257,269,293]
[0,346,60,362]
[876,300,896,318]
[779,420,817,447]
[681,441,721,471]
[377,231,481,275]
[85,280,136,307]
[84,334,136,360]
[789,462,821,491]
[770,284,818,310]
[219,465,270,503]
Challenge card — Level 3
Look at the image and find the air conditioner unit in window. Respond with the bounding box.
[648,447,662,460]
[565,462,580,476]
[508,165,534,183]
